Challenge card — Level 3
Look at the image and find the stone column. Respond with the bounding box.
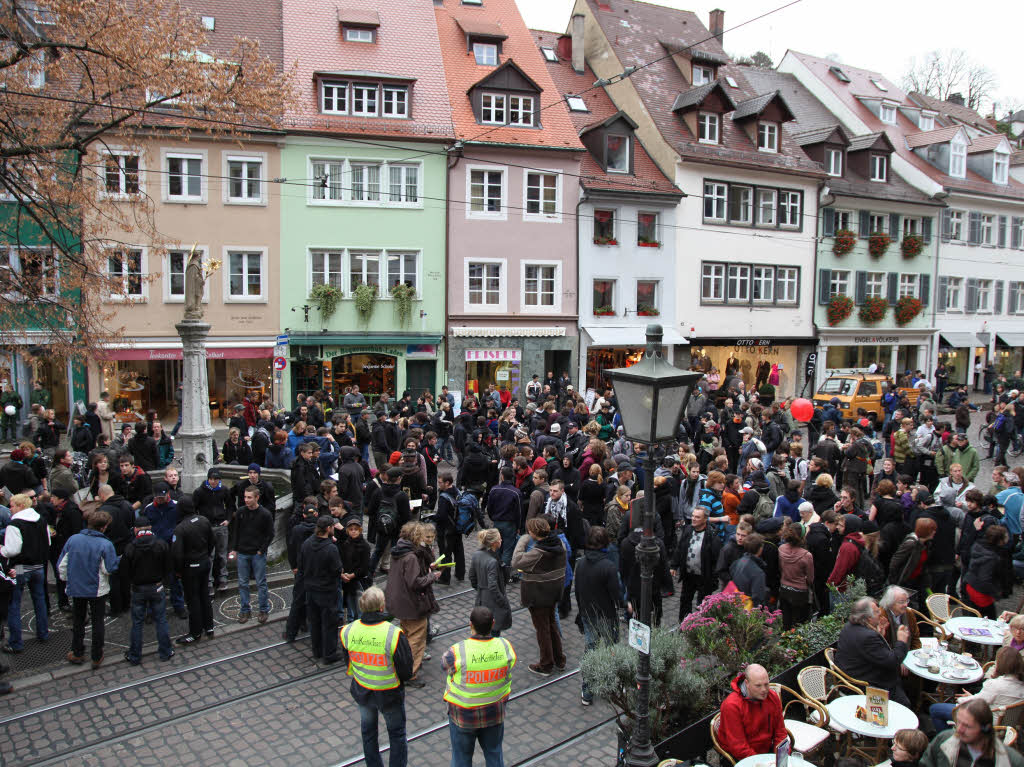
[175,319,215,492]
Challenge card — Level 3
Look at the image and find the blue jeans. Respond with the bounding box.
[358,699,408,767]
[236,553,268,614]
[128,583,173,661]
[342,587,361,623]
[8,568,48,649]
[930,703,955,732]
[493,521,517,570]
[449,720,504,767]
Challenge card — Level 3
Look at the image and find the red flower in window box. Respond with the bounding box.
[827,295,854,326]
[858,296,888,324]
[637,304,659,316]
[868,232,892,258]
[832,229,857,256]
[593,236,618,246]
[637,239,660,247]
[901,234,924,259]
[894,296,922,326]
[593,305,615,316]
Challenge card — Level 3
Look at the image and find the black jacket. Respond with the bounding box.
[715,537,745,585]
[290,456,320,502]
[192,481,233,525]
[338,534,370,594]
[805,521,836,586]
[120,533,172,585]
[367,483,411,545]
[100,494,135,554]
[298,535,342,592]
[730,553,768,606]
[251,425,272,465]
[287,518,317,570]
[835,621,909,698]
[574,548,622,633]
[129,435,159,472]
[671,524,723,588]
[222,439,253,466]
[910,504,956,566]
[232,504,274,555]
[232,479,276,513]
[121,466,154,509]
[171,513,216,570]
[0,461,38,494]
[964,541,1002,598]
[71,425,95,453]
[620,529,671,603]
[337,453,365,510]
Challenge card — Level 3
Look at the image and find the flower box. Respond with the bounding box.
[827,294,854,325]
[868,232,892,258]
[637,311,659,316]
[895,295,923,325]
[833,228,857,256]
[901,234,924,259]
[859,296,888,324]
[593,306,615,316]
[638,240,660,248]
[593,237,618,246]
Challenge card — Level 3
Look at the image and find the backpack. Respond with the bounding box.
[455,489,480,536]
[753,491,774,521]
[870,439,884,461]
[376,492,399,539]
[852,540,886,597]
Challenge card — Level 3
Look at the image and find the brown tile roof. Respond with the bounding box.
[585,0,824,179]
[532,28,682,197]
[336,8,380,27]
[281,0,454,139]
[434,0,581,150]
[184,0,284,69]
[847,132,893,153]
[967,134,1011,154]
[454,16,508,39]
[905,125,964,149]
[731,91,791,122]
[792,125,847,146]
[670,80,735,112]
[1012,150,1024,168]
[788,50,1024,202]
[906,91,996,133]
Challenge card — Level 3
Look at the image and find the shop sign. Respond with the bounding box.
[465,349,521,362]
[853,336,900,344]
[734,339,775,347]
[406,344,437,359]
[495,369,510,381]
[325,345,405,357]
[104,347,274,361]
[805,352,817,382]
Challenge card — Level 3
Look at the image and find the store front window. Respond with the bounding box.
[465,349,520,398]
[995,343,1023,378]
[586,347,643,392]
[332,353,396,402]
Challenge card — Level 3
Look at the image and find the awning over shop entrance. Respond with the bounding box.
[939,332,980,348]
[583,326,689,347]
[997,333,1024,347]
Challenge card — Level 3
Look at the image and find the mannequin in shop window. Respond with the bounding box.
[755,360,771,392]
[725,353,739,377]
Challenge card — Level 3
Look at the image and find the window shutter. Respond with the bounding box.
[859,210,871,236]
[937,276,948,311]
[890,213,901,238]
[818,269,831,305]
[965,278,978,312]
[1009,282,1019,314]
[969,212,982,244]
[998,216,1008,248]
[919,274,930,307]
[822,208,836,237]
[887,273,899,306]
[941,208,952,241]
[994,280,1004,314]
[1012,218,1022,250]
[922,216,933,243]
[855,271,867,305]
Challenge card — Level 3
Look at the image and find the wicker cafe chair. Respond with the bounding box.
[711,712,736,767]
[926,593,981,623]
[797,665,862,735]
[770,683,831,756]
[824,647,869,692]
[993,700,1024,730]
[908,607,950,647]
[996,726,1018,748]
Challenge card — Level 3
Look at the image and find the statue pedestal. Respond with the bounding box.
[175,319,215,493]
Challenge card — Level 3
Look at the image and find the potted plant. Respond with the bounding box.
[901,234,924,259]
[894,295,923,326]
[353,282,377,319]
[858,296,888,324]
[758,383,775,404]
[827,294,854,325]
[868,231,892,258]
[309,283,343,322]
[638,237,660,248]
[832,228,857,256]
[390,282,416,325]
[636,304,659,316]
[594,305,615,316]
[593,236,618,246]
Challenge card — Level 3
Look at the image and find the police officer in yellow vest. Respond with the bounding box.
[339,586,414,767]
[442,606,517,767]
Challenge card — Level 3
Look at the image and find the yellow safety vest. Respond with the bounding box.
[341,620,401,690]
[443,637,517,708]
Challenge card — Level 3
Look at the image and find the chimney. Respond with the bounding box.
[709,8,724,44]
[571,14,585,74]
[947,92,964,107]
[556,34,572,62]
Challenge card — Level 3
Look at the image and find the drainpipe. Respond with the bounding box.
[930,192,948,385]
[809,183,836,394]
[445,142,463,393]
[576,184,587,388]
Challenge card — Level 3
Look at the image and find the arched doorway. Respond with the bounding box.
[332,353,396,402]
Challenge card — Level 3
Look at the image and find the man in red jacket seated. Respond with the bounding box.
[718,664,788,760]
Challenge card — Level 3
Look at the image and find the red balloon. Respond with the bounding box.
[790,397,814,422]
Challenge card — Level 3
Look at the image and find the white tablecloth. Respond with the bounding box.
[902,650,984,684]
[826,695,918,739]
[943,617,1007,647]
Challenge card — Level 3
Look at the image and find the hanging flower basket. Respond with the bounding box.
[827,294,854,326]
[832,229,857,256]
[390,282,416,325]
[858,296,888,324]
[868,232,892,258]
[901,234,924,259]
[309,283,343,321]
[894,296,923,326]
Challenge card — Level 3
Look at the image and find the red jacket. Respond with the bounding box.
[718,673,787,760]
[827,532,865,588]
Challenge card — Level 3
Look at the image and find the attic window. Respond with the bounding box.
[829,65,850,83]
[462,0,483,4]
[566,95,588,112]
[344,27,375,43]
[606,135,629,173]
[919,113,935,131]
[880,103,896,124]
[994,150,1009,184]
[725,76,738,88]
[541,47,558,63]
[698,112,719,144]
[870,78,887,92]
[693,65,713,86]
[201,16,215,30]
[950,134,967,178]
[473,42,498,66]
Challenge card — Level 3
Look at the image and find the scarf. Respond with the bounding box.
[545,493,567,523]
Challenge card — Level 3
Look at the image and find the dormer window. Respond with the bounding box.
[566,96,588,112]
[919,113,935,131]
[826,148,843,177]
[950,134,967,178]
[319,79,409,119]
[829,65,851,83]
[693,65,714,86]
[870,154,887,182]
[880,103,896,125]
[344,27,375,43]
[870,78,887,92]
[473,42,498,66]
[541,47,557,63]
[480,92,533,127]
[994,150,1009,184]
[606,135,629,173]
[757,122,778,153]
[698,112,719,144]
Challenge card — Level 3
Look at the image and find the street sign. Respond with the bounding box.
[628,618,651,655]
[804,352,817,382]
[276,334,289,345]
[273,357,287,371]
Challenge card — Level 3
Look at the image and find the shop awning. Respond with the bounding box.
[289,334,443,346]
[102,344,274,361]
[998,333,1024,347]
[939,332,980,348]
[583,326,689,347]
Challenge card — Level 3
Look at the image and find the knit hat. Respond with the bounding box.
[843,514,862,534]
[342,514,363,529]
[247,463,261,473]
[389,450,402,465]
[207,468,221,479]
[135,515,152,528]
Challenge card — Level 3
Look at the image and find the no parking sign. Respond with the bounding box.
[273,357,287,371]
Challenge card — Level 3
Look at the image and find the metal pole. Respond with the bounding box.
[625,447,659,767]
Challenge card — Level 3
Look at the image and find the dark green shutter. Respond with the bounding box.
[965,278,978,312]
[1012,218,1022,249]
[937,276,948,311]
[855,271,867,305]
[969,212,982,244]
[1010,282,1020,314]
[998,216,1008,248]
[822,208,836,237]
[859,210,871,236]
[887,273,899,306]
[941,208,952,241]
[889,213,901,238]
[818,269,831,305]
[919,274,930,307]
[994,281,1004,314]
[922,217,932,243]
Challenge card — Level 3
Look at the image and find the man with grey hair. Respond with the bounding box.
[835,596,911,706]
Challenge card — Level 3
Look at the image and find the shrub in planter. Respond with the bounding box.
[827,295,854,325]
[901,234,924,259]
[868,231,892,258]
[858,296,888,325]
[832,229,857,256]
[894,296,923,326]
[758,383,775,402]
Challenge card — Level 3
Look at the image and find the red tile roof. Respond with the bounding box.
[788,50,1024,201]
[454,17,508,39]
[434,0,582,150]
[583,0,824,179]
[281,0,454,139]
[907,91,997,134]
[905,125,964,149]
[336,9,381,27]
[967,134,1011,154]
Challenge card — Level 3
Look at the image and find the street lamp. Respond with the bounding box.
[606,324,701,767]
